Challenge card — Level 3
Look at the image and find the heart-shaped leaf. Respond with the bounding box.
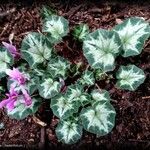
[38,78,61,99]
[7,98,41,120]
[72,24,90,42]
[0,47,13,78]
[56,118,82,144]
[21,32,52,68]
[114,17,150,57]
[47,56,70,79]
[78,70,95,86]
[43,15,69,43]
[116,65,145,91]
[80,101,116,136]
[91,89,111,105]
[51,94,79,119]
[83,29,121,72]
[65,84,91,106]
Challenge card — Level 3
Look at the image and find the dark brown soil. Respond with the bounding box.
[0,0,150,149]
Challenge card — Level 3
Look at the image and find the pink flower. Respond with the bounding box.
[21,88,32,106]
[0,87,18,111]
[6,68,27,85]
[2,42,20,59]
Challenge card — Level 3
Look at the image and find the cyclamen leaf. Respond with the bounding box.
[56,119,82,144]
[72,24,90,41]
[51,94,79,119]
[78,70,95,86]
[7,98,41,120]
[114,17,150,57]
[65,84,91,106]
[91,89,110,105]
[43,15,69,43]
[38,78,61,99]
[66,84,83,101]
[116,65,145,91]
[0,47,13,78]
[21,32,52,68]
[83,29,121,72]
[47,56,70,78]
[80,101,116,136]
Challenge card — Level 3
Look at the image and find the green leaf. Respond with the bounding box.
[80,101,116,136]
[114,17,150,57]
[56,118,82,144]
[83,29,121,72]
[7,98,41,120]
[38,78,61,99]
[116,65,145,91]
[78,70,95,86]
[0,47,13,78]
[72,24,90,42]
[65,84,91,106]
[66,84,83,101]
[21,32,52,68]
[51,94,79,119]
[43,15,69,43]
[41,6,56,19]
[47,56,70,79]
[91,89,110,105]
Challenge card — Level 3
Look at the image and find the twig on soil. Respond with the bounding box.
[64,4,83,18]
[0,24,9,37]
[39,127,45,150]
[0,8,16,18]
[142,96,150,100]
[32,116,47,127]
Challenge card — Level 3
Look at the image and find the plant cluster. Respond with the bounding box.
[0,7,149,144]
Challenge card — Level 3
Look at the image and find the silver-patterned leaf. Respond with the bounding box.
[116,65,145,91]
[114,17,150,57]
[78,70,95,86]
[72,24,90,41]
[7,98,41,120]
[51,94,79,119]
[38,78,61,99]
[56,118,82,144]
[83,29,121,72]
[21,32,52,68]
[80,101,116,136]
[47,56,70,78]
[43,15,69,43]
[0,47,13,78]
[91,89,110,105]
[65,84,84,101]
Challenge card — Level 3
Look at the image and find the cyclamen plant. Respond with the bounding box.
[0,7,149,144]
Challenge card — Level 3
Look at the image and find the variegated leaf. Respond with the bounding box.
[80,101,116,136]
[114,17,150,57]
[0,47,13,78]
[51,94,79,119]
[65,84,91,106]
[83,29,121,72]
[47,56,70,78]
[38,78,61,99]
[78,70,95,86]
[41,6,56,19]
[21,32,52,68]
[7,98,41,120]
[43,15,69,43]
[116,65,145,91]
[66,84,84,101]
[72,24,90,41]
[56,118,82,144]
[91,89,110,105]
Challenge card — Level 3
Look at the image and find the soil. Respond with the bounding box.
[0,0,150,149]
